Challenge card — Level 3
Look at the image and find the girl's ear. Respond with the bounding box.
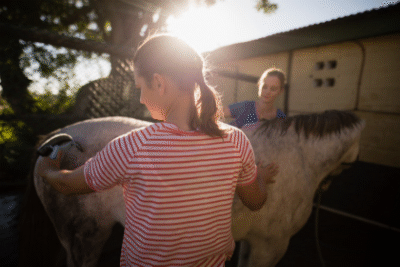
[152,73,165,95]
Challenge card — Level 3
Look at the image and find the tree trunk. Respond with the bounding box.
[0,37,33,114]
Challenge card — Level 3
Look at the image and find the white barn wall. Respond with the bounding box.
[210,33,400,168]
[288,42,362,113]
[354,33,400,167]
[358,33,400,113]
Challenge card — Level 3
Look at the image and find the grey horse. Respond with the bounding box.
[20,110,365,267]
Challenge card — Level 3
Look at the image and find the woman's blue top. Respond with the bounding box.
[229,101,286,128]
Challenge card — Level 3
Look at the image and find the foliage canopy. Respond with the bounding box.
[0,0,277,181]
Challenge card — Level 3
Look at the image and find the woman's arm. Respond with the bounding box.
[223,106,232,118]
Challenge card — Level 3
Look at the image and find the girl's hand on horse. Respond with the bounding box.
[37,145,65,179]
[257,162,278,185]
[36,144,93,196]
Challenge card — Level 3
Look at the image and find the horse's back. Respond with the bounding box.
[61,116,152,151]
[35,116,152,224]
[31,117,152,267]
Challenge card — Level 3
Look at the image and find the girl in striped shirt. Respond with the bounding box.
[38,34,274,267]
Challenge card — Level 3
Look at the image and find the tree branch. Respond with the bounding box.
[0,22,135,58]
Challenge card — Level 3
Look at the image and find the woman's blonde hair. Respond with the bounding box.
[133,34,225,137]
[258,68,286,96]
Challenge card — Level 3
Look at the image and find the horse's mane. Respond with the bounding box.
[254,110,362,139]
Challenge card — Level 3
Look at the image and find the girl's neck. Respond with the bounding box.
[164,94,193,131]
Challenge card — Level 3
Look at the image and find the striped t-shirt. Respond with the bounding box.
[84,122,257,267]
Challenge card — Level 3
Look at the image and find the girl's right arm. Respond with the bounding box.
[236,163,276,211]
[234,129,275,211]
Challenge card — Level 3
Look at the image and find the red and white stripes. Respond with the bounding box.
[85,122,256,266]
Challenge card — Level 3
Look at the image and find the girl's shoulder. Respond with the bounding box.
[116,123,160,145]
[219,122,251,142]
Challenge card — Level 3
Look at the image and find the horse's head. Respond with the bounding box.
[329,136,361,176]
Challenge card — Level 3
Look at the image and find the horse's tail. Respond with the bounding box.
[18,132,65,267]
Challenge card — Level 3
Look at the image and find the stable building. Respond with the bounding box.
[207,2,400,168]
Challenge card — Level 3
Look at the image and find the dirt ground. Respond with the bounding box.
[1,161,399,267]
[276,161,400,267]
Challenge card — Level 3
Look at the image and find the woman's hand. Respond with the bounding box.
[223,106,232,118]
[257,162,279,185]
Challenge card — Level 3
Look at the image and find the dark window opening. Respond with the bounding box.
[327,60,337,69]
[313,79,323,87]
[325,78,335,87]
[315,62,324,70]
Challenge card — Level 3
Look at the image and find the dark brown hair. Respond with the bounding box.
[133,34,225,137]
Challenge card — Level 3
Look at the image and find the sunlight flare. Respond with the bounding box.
[167,2,253,53]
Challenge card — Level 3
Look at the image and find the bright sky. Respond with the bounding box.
[167,0,391,53]
[26,0,394,94]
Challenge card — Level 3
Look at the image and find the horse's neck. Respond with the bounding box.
[306,133,351,166]
[248,128,350,193]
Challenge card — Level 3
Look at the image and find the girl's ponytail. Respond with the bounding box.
[195,74,225,137]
